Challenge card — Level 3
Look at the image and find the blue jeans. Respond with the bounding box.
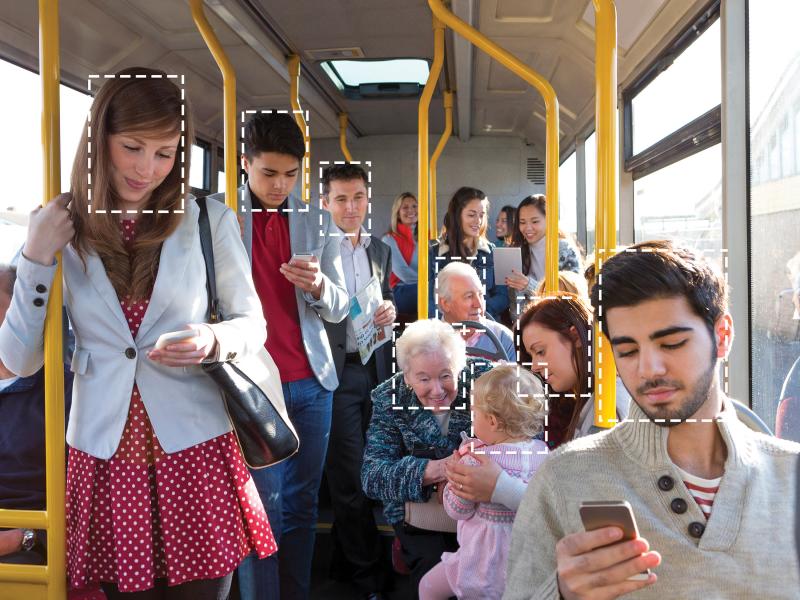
[238,376,333,600]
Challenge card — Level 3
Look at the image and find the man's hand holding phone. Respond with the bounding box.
[556,501,661,600]
[281,253,324,300]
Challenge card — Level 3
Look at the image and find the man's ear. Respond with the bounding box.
[321,195,330,210]
[438,294,450,316]
[241,154,250,174]
[714,313,734,359]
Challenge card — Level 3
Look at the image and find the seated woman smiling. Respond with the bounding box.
[361,319,492,597]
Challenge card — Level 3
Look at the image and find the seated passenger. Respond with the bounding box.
[382,192,418,317]
[0,264,72,566]
[504,240,800,599]
[429,187,509,321]
[320,163,395,599]
[361,319,492,597]
[419,365,548,600]
[494,205,515,248]
[519,295,630,449]
[208,112,349,600]
[504,195,582,322]
[437,261,516,361]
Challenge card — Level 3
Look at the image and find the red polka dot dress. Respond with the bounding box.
[66,219,276,593]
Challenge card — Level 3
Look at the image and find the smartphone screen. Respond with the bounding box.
[579,500,651,581]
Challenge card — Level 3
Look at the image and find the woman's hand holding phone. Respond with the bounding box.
[23,193,75,266]
[147,325,217,367]
[555,527,661,600]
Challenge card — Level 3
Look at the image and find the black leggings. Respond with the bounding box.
[100,574,232,600]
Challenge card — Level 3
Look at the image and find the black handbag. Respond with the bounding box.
[196,197,299,469]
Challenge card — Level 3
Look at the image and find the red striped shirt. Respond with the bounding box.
[677,466,721,520]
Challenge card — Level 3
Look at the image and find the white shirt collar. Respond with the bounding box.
[336,224,371,250]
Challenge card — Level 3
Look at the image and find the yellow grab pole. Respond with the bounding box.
[428,0,559,294]
[288,55,311,203]
[190,0,237,211]
[339,113,353,161]
[593,0,618,428]
[418,17,446,320]
[429,90,453,240]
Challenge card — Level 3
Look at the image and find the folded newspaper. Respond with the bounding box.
[349,275,391,364]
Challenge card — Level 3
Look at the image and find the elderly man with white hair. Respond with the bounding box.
[436,261,516,362]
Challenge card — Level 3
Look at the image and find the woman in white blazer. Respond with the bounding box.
[0,68,275,598]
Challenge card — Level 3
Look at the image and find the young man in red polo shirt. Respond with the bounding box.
[211,112,348,600]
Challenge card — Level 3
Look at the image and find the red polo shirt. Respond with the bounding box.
[251,206,314,383]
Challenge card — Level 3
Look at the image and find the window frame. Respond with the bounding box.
[622,0,721,180]
[189,138,212,196]
[320,58,431,100]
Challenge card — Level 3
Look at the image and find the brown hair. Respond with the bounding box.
[473,365,545,438]
[535,270,589,303]
[590,240,728,343]
[69,67,193,301]
[511,195,571,276]
[440,186,489,257]
[519,295,593,442]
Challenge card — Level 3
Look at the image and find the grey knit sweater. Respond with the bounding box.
[503,398,800,599]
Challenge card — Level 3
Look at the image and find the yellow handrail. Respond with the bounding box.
[592,0,618,428]
[417,17,446,319]
[427,0,560,294]
[288,55,311,203]
[339,113,353,161]
[0,1,66,598]
[429,90,453,240]
[190,0,237,211]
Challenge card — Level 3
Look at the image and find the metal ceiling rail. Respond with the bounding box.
[429,90,453,240]
[427,0,560,295]
[417,16,446,319]
[339,113,353,161]
[288,55,311,203]
[592,0,619,427]
[0,1,66,598]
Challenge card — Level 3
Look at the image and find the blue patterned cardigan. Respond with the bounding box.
[361,357,493,525]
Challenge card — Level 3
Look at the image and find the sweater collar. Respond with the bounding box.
[613,396,746,471]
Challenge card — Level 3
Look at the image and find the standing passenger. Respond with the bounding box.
[320,163,395,599]
[0,67,275,598]
[505,195,581,322]
[382,192,419,317]
[209,112,349,600]
[429,187,508,321]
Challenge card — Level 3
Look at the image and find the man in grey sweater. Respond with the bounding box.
[504,240,800,600]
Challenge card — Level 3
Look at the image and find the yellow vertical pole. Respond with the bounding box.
[426,0,559,294]
[339,113,353,161]
[190,0,237,211]
[418,17,445,320]
[593,0,618,427]
[288,55,310,203]
[429,90,452,240]
[40,1,66,598]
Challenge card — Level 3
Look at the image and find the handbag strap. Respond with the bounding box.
[196,197,221,324]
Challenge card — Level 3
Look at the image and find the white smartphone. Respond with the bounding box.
[579,500,651,581]
[154,328,200,350]
[291,253,314,263]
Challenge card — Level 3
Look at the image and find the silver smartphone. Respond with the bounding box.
[579,500,651,581]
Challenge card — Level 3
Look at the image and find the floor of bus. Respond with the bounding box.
[227,478,416,599]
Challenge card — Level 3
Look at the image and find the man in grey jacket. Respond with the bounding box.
[504,240,800,600]
[210,112,348,600]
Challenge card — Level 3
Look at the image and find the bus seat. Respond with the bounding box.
[457,319,507,362]
[731,398,773,436]
[777,354,800,442]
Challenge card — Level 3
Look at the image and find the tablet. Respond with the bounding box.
[493,246,523,283]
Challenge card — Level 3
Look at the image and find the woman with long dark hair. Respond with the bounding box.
[518,295,630,448]
[428,187,508,320]
[505,195,581,321]
[494,205,515,247]
[0,67,275,598]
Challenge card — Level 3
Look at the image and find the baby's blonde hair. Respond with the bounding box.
[473,365,546,438]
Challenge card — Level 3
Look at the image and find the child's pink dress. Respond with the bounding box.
[441,438,548,599]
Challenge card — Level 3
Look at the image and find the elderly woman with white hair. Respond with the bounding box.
[361,318,492,595]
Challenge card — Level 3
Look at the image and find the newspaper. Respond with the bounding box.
[350,275,391,364]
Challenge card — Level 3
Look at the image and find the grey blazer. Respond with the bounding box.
[208,185,349,391]
[0,199,266,459]
[324,236,394,385]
